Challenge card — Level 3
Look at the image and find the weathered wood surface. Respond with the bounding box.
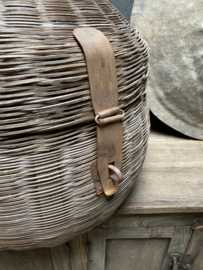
[106,227,174,239]
[51,244,70,270]
[161,226,192,270]
[88,229,106,270]
[0,248,54,270]
[102,214,203,228]
[69,235,87,270]
[192,245,203,270]
[117,129,203,214]
[106,239,169,270]
[182,227,203,269]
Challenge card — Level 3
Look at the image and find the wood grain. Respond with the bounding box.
[51,244,70,270]
[182,228,203,269]
[161,226,192,270]
[106,227,174,239]
[69,234,87,270]
[117,130,203,214]
[106,239,169,270]
[102,214,203,228]
[88,229,106,270]
[192,245,203,270]
[0,248,54,270]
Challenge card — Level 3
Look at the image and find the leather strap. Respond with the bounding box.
[73,27,123,196]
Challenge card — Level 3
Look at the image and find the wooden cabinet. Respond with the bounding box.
[1,128,203,270]
[86,214,203,270]
[1,214,203,270]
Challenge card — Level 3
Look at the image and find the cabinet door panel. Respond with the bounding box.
[0,248,54,270]
[105,239,169,270]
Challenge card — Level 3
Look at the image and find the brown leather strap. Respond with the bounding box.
[73,27,123,196]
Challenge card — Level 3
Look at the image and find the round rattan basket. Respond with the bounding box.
[0,0,149,250]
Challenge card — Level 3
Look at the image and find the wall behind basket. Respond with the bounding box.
[109,0,134,22]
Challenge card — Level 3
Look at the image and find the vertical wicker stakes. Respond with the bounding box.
[0,0,149,250]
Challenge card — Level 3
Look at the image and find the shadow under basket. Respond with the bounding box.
[0,0,149,250]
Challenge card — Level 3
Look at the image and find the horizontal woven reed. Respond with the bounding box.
[0,0,150,250]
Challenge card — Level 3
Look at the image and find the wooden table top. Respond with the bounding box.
[117,122,203,214]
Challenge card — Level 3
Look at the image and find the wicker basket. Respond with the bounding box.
[0,0,149,250]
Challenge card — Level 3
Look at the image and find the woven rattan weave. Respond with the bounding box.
[0,0,149,250]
